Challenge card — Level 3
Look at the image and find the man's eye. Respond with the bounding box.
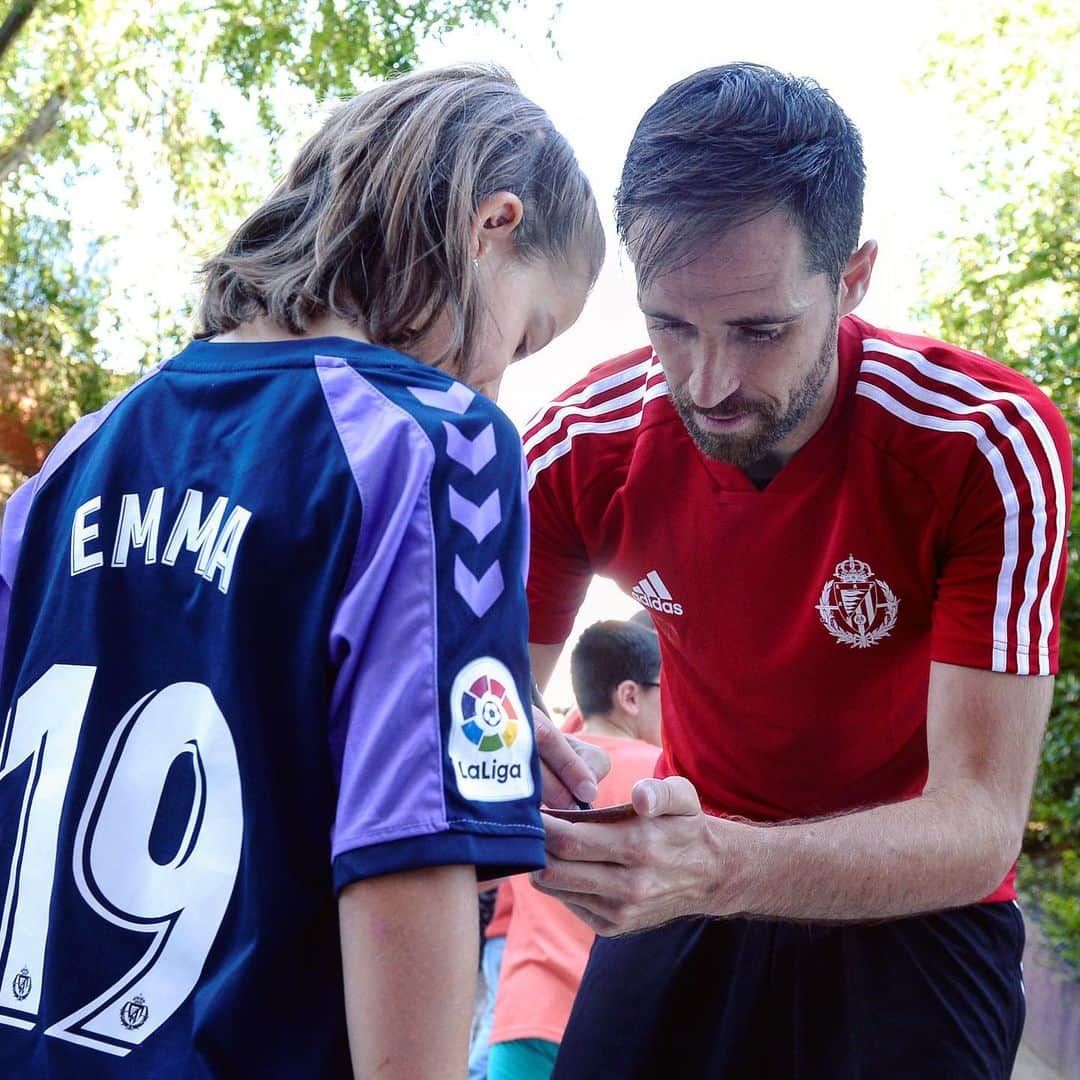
[649,321,692,336]
[741,327,783,343]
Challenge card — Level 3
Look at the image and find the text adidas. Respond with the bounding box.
[631,570,684,616]
[637,596,684,616]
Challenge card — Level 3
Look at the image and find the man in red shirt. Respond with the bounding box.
[525,63,1071,1079]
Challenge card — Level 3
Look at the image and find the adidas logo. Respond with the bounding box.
[631,570,684,616]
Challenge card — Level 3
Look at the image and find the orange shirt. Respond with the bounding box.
[485,880,514,940]
[489,733,661,1046]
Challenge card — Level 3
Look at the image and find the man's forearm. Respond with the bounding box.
[711,780,1019,922]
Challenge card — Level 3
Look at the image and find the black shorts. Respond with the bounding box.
[553,902,1025,1079]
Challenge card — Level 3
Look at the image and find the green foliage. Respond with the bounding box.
[0,203,133,493]
[1019,849,1080,975]
[920,1,1079,973]
[1041,851,1080,972]
[0,0,517,492]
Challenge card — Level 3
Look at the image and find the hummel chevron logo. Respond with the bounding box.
[444,421,496,475]
[408,382,474,415]
[449,487,501,544]
[631,570,684,616]
[454,556,504,617]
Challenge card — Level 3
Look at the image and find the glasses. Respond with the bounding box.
[641,680,661,689]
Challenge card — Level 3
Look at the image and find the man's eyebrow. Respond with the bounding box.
[639,310,804,326]
[723,313,803,327]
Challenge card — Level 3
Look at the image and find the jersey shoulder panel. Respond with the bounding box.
[847,317,1071,676]
[523,346,671,496]
[848,316,1071,500]
[334,348,523,466]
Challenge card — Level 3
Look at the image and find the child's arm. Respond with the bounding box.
[339,864,478,1079]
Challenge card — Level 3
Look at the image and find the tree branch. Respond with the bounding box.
[0,0,41,64]
[0,89,66,184]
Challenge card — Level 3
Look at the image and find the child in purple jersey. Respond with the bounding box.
[0,64,606,1080]
[196,65,606,1079]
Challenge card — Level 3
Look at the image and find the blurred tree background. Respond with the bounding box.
[919,1,1078,971]
[0,0,516,494]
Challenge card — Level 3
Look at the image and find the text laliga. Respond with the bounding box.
[455,759,523,783]
[70,487,252,595]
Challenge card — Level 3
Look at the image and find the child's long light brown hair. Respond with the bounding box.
[197,64,604,376]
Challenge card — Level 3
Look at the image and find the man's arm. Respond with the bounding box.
[534,662,1051,932]
[339,865,478,1078]
[730,662,1050,919]
[529,641,563,691]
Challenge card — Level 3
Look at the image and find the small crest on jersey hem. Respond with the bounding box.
[120,994,149,1030]
[816,554,899,648]
[448,657,534,802]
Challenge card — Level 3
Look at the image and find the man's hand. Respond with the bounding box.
[534,705,609,809]
[532,775,724,934]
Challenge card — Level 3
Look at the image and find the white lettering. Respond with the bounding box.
[65,487,251,595]
[634,593,684,617]
[71,498,104,576]
[455,758,523,784]
[162,490,228,574]
[111,488,164,567]
[204,506,252,595]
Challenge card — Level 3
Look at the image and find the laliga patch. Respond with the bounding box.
[448,657,534,802]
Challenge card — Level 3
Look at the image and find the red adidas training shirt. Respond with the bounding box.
[524,315,1072,903]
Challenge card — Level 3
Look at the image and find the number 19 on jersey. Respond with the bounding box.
[0,666,243,1057]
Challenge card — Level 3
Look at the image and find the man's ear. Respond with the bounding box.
[472,191,524,259]
[837,239,878,317]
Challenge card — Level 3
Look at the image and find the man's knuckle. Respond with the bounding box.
[547,833,578,861]
[624,877,648,907]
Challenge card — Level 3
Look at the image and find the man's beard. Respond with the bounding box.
[669,316,837,469]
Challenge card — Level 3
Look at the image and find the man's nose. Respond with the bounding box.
[687,347,740,408]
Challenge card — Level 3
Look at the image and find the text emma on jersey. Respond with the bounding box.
[70,488,251,595]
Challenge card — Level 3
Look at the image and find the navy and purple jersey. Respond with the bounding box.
[0,337,544,1076]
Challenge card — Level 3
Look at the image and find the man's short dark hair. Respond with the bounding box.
[616,62,865,288]
[570,620,662,718]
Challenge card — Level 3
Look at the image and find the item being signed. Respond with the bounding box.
[544,802,637,823]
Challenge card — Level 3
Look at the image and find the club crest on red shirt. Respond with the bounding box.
[816,554,900,649]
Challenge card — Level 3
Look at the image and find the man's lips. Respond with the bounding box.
[695,409,755,430]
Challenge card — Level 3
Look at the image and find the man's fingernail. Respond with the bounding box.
[575,779,598,803]
[642,787,657,814]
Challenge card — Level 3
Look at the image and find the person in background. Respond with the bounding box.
[560,611,657,737]
[0,64,606,1079]
[487,620,662,1080]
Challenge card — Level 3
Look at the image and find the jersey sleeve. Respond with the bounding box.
[0,479,35,684]
[931,385,1072,676]
[316,356,544,892]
